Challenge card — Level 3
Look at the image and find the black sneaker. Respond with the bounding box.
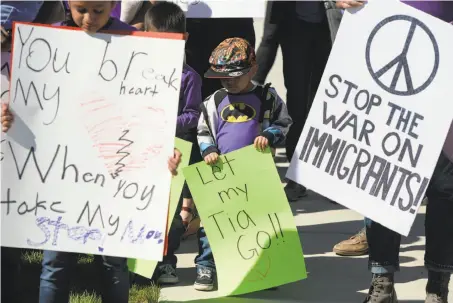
[284,180,307,202]
[194,266,215,291]
[364,274,397,303]
[157,264,179,284]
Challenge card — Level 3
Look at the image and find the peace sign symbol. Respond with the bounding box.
[365,15,439,96]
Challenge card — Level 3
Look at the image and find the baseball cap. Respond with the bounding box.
[204,37,256,78]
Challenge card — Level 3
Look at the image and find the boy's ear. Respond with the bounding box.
[184,32,189,41]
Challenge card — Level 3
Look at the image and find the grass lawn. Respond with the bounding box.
[20,250,162,303]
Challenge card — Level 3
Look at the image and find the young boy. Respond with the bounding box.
[143,1,203,285]
[194,37,292,291]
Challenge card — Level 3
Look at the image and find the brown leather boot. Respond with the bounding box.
[333,228,368,256]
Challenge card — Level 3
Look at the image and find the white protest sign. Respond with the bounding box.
[1,23,185,260]
[1,52,11,174]
[170,0,265,18]
[1,52,10,101]
[286,1,453,236]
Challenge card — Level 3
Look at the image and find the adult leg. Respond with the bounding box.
[39,251,77,303]
[194,227,216,291]
[280,17,314,201]
[424,152,453,302]
[363,221,400,302]
[95,255,129,303]
[1,247,22,303]
[254,18,280,85]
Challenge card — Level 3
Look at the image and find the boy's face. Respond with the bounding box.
[220,65,257,94]
[69,1,115,33]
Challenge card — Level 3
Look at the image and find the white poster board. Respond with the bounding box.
[287,1,453,236]
[1,52,10,101]
[172,0,265,18]
[1,23,185,260]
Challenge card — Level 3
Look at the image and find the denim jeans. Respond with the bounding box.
[194,227,215,270]
[39,251,129,303]
[1,247,21,303]
[367,152,453,274]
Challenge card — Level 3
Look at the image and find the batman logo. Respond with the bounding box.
[220,103,256,123]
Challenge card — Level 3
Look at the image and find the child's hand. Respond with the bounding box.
[254,136,269,152]
[1,103,13,133]
[204,152,218,165]
[168,148,182,176]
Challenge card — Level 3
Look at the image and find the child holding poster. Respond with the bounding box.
[194,37,292,291]
[143,1,203,285]
[2,1,182,302]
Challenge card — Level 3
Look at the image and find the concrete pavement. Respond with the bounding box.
[159,19,452,303]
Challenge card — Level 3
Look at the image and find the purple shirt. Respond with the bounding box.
[216,91,263,154]
[402,1,453,23]
[402,1,453,161]
[1,1,43,29]
[176,64,202,136]
[111,1,121,19]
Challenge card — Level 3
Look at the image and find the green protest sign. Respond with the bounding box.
[128,138,192,278]
[183,146,306,296]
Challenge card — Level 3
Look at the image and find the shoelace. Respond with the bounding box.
[351,228,366,239]
[198,268,212,279]
[364,277,387,302]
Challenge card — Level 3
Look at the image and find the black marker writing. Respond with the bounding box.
[111,130,133,179]
[17,26,34,69]
[76,201,105,228]
[299,126,430,212]
[113,179,155,211]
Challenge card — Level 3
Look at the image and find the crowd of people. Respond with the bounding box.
[1,1,452,303]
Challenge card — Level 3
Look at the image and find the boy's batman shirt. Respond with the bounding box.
[216,89,262,154]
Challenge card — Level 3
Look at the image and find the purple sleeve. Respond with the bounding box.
[176,71,202,133]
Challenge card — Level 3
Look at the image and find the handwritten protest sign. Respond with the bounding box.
[1,23,185,260]
[172,0,265,18]
[1,52,10,101]
[287,1,453,236]
[184,146,306,296]
[128,138,192,278]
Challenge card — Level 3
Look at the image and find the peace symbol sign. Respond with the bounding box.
[365,15,439,96]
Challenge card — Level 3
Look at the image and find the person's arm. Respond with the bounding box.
[128,0,153,30]
[261,89,293,147]
[197,101,219,157]
[335,1,365,9]
[176,71,202,133]
[120,0,143,24]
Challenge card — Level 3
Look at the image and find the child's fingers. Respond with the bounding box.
[2,115,12,122]
[253,137,259,148]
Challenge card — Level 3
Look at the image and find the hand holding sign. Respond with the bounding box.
[336,1,365,9]
[1,103,13,132]
[1,23,185,260]
[184,146,306,295]
[287,0,453,236]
